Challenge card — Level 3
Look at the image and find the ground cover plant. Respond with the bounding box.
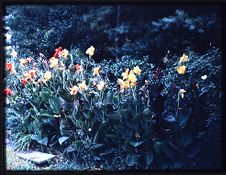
[4,4,222,170]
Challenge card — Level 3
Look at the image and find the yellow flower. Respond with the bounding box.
[93,67,100,76]
[86,46,95,58]
[20,58,28,66]
[178,53,189,65]
[44,71,52,81]
[176,65,186,74]
[78,81,88,91]
[179,89,186,98]
[128,70,137,83]
[130,81,137,87]
[49,57,59,68]
[97,81,105,91]
[60,49,69,59]
[133,66,142,75]
[124,80,131,89]
[117,78,124,86]
[70,86,79,95]
[122,68,129,80]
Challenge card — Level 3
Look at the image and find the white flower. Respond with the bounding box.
[201,75,207,80]
[179,89,186,98]
[5,33,12,42]
[86,46,95,58]
[10,49,17,58]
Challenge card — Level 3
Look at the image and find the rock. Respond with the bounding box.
[16,151,56,164]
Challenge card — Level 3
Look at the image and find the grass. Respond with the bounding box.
[6,144,86,171]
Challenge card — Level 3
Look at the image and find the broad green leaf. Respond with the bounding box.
[93,130,99,143]
[60,119,71,136]
[129,140,144,148]
[31,135,48,146]
[164,115,176,122]
[125,153,138,167]
[58,136,69,145]
[162,142,177,159]
[179,130,193,148]
[146,152,154,165]
[49,96,61,113]
[143,108,152,119]
[154,141,163,155]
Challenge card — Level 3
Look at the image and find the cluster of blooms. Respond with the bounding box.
[117,66,141,92]
[176,53,189,74]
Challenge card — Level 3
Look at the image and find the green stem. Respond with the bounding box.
[176,93,180,119]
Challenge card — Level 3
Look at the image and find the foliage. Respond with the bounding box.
[5,43,222,170]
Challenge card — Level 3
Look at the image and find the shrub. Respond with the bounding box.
[5,44,221,169]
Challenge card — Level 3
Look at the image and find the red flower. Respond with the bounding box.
[4,88,12,96]
[29,70,35,78]
[6,63,12,72]
[53,47,62,58]
[20,79,28,86]
[75,64,82,73]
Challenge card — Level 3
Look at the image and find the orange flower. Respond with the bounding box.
[78,81,88,91]
[26,57,33,62]
[20,58,28,66]
[59,49,69,59]
[93,67,100,76]
[49,57,59,68]
[70,86,79,95]
[4,88,12,96]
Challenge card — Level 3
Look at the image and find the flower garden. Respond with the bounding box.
[4,5,222,171]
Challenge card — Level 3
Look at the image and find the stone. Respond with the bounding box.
[16,151,56,164]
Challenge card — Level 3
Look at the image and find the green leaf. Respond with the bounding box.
[60,119,71,136]
[143,108,152,119]
[72,140,83,151]
[72,100,79,117]
[93,130,99,143]
[129,140,144,148]
[31,135,48,146]
[91,143,103,149]
[146,152,154,165]
[132,113,142,124]
[162,142,177,159]
[142,130,154,141]
[164,115,176,123]
[179,130,193,148]
[49,96,61,113]
[187,143,200,158]
[58,136,69,145]
[125,153,138,167]
[38,109,53,118]
[177,108,192,128]
[154,141,163,155]
[40,91,53,103]
[42,118,58,128]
